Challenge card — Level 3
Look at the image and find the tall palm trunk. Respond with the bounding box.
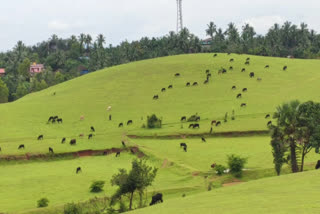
[290,141,299,173]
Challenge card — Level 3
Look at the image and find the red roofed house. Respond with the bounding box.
[30,63,44,75]
[0,68,5,77]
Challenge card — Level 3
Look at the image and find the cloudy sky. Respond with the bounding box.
[0,0,319,51]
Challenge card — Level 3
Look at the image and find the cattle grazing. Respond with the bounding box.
[180,143,187,148]
[229,66,233,70]
[193,82,198,86]
[237,93,242,99]
[49,147,54,153]
[188,124,194,129]
[186,82,190,87]
[257,77,262,81]
[207,73,212,78]
[80,115,85,121]
[211,163,216,168]
[267,121,272,126]
[206,69,210,74]
[249,72,255,78]
[57,118,63,123]
[183,145,187,152]
[18,144,25,149]
[109,114,112,121]
[121,141,126,147]
[241,68,246,72]
[246,57,250,61]
[37,135,44,140]
[61,137,66,144]
[70,139,76,145]
[51,118,56,124]
[119,123,124,127]
[242,88,248,92]
[90,126,95,132]
[153,95,159,100]
[168,85,173,89]
[48,116,54,122]
[53,116,59,120]
[216,121,221,126]
[222,68,227,74]
[195,116,200,122]
[127,120,133,125]
[204,80,209,84]
[161,88,166,92]
[265,114,271,119]
[76,167,82,174]
[88,134,93,139]
[150,193,163,206]
[265,65,269,68]
[116,152,120,157]
[193,124,200,129]
[241,103,247,107]
[181,116,187,122]
[213,53,217,57]
[283,66,287,71]
[175,73,180,77]
[201,137,206,143]
[232,86,236,90]
[229,58,234,62]
[245,61,250,65]
[315,160,320,169]
[211,120,217,125]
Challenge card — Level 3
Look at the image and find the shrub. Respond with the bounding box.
[227,154,247,178]
[37,198,49,208]
[224,112,228,122]
[215,164,226,176]
[90,180,105,193]
[147,114,162,128]
[187,114,200,122]
[64,202,82,214]
[231,110,235,120]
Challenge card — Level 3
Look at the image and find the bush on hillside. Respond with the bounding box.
[90,181,105,193]
[215,164,227,176]
[147,114,162,129]
[37,197,49,208]
[64,202,83,214]
[227,154,247,178]
[187,114,200,122]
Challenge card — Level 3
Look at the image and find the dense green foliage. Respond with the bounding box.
[227,154,247,178]
[90,181,105,193]
[37,198,49,208]
[147,114,162,129]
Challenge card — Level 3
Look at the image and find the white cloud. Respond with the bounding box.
[48,20,70,31]
[241,15,286,34]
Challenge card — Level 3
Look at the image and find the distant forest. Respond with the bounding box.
[0,21,320,102]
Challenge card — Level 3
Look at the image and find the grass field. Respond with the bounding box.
[1,53,320,213]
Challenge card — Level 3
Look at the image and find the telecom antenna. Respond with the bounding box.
[176,0,183,33]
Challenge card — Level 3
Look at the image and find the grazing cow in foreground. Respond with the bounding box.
[283,66,287,71]
[201,137,206,143]
[76,167,82,174]
[153,95,159,100]
[241,103,247,107]
[265,65,269,68]
[193,82,198,86]
[241,68,246,72]
[186,82,190,87]
[180,143,187,148]
[315,160,320,169]
[49,147,54,153]
[57,118,63,123]
[181,116,187,122]
[70,139,76,145]
[116,152,120,157]
[265,114,270,119]
[230,58,234,62]
[193,124,200,129]
[211,163,216,168]
[232,86,236,90]
[119,123,124,127]
[249,72,255,78]
[127,120,133,125]
[168,85,173,89]
[188,124,194,129]
[122,141,126,147]
[267,121,272,126]
[150,193,163,206]
[216,121,221,126]
[88,134,93,139]
[37,135,43,140]
[237,93,242,99]
[161,88,166,92]
[61,138,66,144]
[18,144,25,149]
[211,120,217,125]
[245,61,250,65]
[90,126,95,132]
[175,73,180,77]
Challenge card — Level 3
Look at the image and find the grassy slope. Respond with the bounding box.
[131,170,320,214]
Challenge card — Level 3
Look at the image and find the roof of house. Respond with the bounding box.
[202,38,212,42]
[0,68,5,74]
[30,64,44,68]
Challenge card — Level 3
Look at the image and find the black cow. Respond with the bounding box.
[57,118,63,123]
[207,73,212,78]
[265,114,270,119]
[195,116,200,122]
[229,58,234,62]
[48,116,54,122]
[267,121,272,126]
[180,143,187,148]
[245,61,250,65]
[37,135,43,140]
[249,72,255,78]
[201,137,206,143]
[88,134,93,139]
[18,144,25,149]
[213,53,217,57]
[51,118,56,124]
[265,65,270,68]
[222,68,227,74]
[193,82,198,86]
[175,73,180,77]
[122,141,126,147]
[237,93,242,99]
[242,88,248,92]
[315,160,320,169]
[229,66,233,70]
[53,116,59,120]
[188,124,194,129]
[186,82,190,87]
[241,103,247,107]
[181,116,187,122]
[90,126,95,132]
[109,114,112,121]
[241,68,246,72]
[246,57,250,61]
[193,124,200,129]
[216,121,221,126]
[204,80,209,84]
[150,193,163,206]
[127,120,133,125]
[70,139,76,145]
[153,95,159,100]
[161,88,166,92]
[49,147,54,153]
[183,146,187,152]
[168,85,173,89]
[61,138,66,144]
[116,152,120,157]
[119,123,124,127]
[76,167,82,174]
[232,86,236,90]
[283,66,287,71]
[206,69,210,74]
